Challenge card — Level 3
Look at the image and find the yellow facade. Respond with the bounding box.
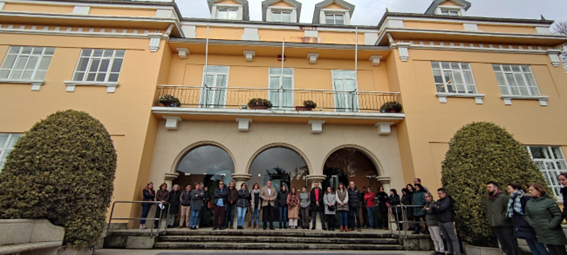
[0,0,566,229]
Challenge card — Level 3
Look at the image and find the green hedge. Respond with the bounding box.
[441,122,546,247]
[0,110,117,248]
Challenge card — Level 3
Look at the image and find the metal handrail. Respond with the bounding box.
[156,84,401,94]
[107,201,170,237]
[387,204,430,238]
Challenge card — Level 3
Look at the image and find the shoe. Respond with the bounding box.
[270,226,275,230]
[322,228,327,231]
[229,226,234,229]
[358,228,361,232]
[212,228,217,230]
[412,230,420,234]
[340,226,343,232]
[436,252,446,255]
[422,230,430,235]
[256,225,259,230]
[345,227,349,232]
[311,227,315,230]
[178,225,184,228]
[263,227,267,230]
[430,252,438,255]
[220,227,225,230]
[279,223,282,229]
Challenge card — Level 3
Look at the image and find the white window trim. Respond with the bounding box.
[436,93,485,104]
[526,146,567,201]
[0,46,54,84]
[267,6,297,23]
[435,6,465,16]
[0,133,23,172]
[501,95,549,106]
[321,9,350,25]
[268,67,294,109]
[200,66,230,108]
[64,81,119,93]
[212,4,242,20]
[0,79,45,91]
[331,70,359,112]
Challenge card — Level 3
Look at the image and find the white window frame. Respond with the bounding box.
[0,133,23,172]
[526,146,567,200]
[216,7,238,20]
[435,6,465,16]
[66,49,124,93]
[331,70,359,112]
[268,68,294,110]
[324,12,346,25]
[492,64,548,106]
[271,10,292,23]
[0,46,55,90]
[440,8,460,16]
[431,61,485,104]
[200,65,229,108]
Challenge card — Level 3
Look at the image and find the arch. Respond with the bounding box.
[322,144,384,176]
[245,142,312,175]
[170,140,237,174]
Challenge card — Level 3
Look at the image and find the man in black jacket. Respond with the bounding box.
[310,182,326,230]
[432,188,461,255]
[213,181,228,230]
[225,181,238,229]
[348,181,362,232]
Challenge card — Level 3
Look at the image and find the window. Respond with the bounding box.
[200,66,229,108]
[0,133,22,171]
[272,10,292,22]
[332,70,358,112]
[440,8,461,16]
[431,62,477,94]
[325,13,345,25]
[72,49,124,83]
[526,146,567,199]
[217,8,238,20]
[0,46,54,81]
[493,64,541,96]
[268,68,294,109]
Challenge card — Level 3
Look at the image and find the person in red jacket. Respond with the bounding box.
[364,187,377,229]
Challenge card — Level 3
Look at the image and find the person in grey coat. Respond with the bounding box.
[299,186,311,229]
[324,186,337,231]
[189,183,205,229]
[424,192,444,255]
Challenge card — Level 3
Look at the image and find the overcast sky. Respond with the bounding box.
[176,0,567,27]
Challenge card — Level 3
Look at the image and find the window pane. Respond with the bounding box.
[272,12,281,22]
[115,50,125,58]
[74,72,85,81]
[76,58,89,72]
[0,70,10,79]
[1,55,17,69]
[89,59,100,72]
[217,10,227,19]
[24,56,39,70]
[86,73,96,81]
[0,134,8,147]
[96,73,106,82]
[21,47,32,54]
[282,12,291,22]
[37,56,52,71]
[325,15,334,24]
[227,10,237,20]
[34,71,46,80]
[44,47,55,55]
[111,59,123,73]
[8,47,20,54]
[32,48,43,55]
[530,147,545,159]
[93,50,103,57]
[335,15,344,25]
[99,59,110,72]
[14,57,28,69]
[81,49,92,56]
[21,70,33,80]
[108,74,119,82]
[7,134,22,148]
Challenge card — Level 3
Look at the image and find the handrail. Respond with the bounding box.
[156,84,401,94]
[388,204,431,238]
[107,201,170,237]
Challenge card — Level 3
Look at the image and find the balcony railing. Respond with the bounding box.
[155,85,401,112]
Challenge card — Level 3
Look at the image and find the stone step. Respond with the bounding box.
[154,242,404,250]
[160,229,393,239]
[158,235,400,244]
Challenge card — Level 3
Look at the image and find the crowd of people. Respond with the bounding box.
[138,174,567,255]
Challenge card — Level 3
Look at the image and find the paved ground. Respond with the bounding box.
[95,250,432,255]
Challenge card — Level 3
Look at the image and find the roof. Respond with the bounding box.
[261,0,302,22]
[424,0,471,15]
[312,0,355,24]
[207,0,250,21]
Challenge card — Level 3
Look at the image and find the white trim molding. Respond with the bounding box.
[375,122,394,136]
[396,42,410,62]
[307,53,319,64]
[369,55,382,66]
[364,32,378,45]
[164,116,182,130]
[547,49,562,67]
[463,23,478,31]
[235,118,252,132]
[501,95,549,106]
[436,93,485,104]
[242,27,259,41]
[308,120,325,134]
[176,48,190,59]
[64,81,119,93]
[72,5,90,15]
[0,79,45,91]
[243,50,255,62]
[148,33,162,52]
[0,2,5,10]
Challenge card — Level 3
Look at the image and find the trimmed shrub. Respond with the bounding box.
[441,122,546,247]
[0,110,117,248]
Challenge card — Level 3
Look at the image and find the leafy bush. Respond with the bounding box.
[303,100,317,108]
[247,98,272,108]
[158,94,180,107]
[441,122,546,247]
[380,101,402,113]
[0,110,117,248]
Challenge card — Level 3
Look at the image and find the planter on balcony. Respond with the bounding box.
[249,105,270,110]
[247,98,272,110]
[295,106,313,111]
[296,100,317,111]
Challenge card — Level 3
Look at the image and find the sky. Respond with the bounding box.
[175,0,567,27]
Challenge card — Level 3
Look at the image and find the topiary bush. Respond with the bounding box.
[441,122,546,247]
[0,110,117,248]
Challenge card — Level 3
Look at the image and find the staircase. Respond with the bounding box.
[154,228,404,250]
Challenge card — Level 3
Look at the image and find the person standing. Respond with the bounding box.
[189,183,205,230]
[376,186,389,230]
[260,180,277,230]
[558,173,567,220]
[348,182,362,232]
[155,183,169,229]
[200,186,211,227]
[402,185,415,231]
[310,182,326,230]
[432,188,461,255]
[364,186,377,229]
[389,189,403,231]
[299,186,311,229]
[361,186,368,228]
[412,184,427,234]
[225,181,238,229]
[167,184,182,228]
[236,183,251,230]
[179,184,192,228]
[506,183,549,255]
[324,186,337,231]
[414,178,429,193]
[140,182,155,229]
[424,192,445,255]
[486,182,521,255]
[213,181,228,230]
[250,183,261,230]
[336,183,349,232]
[287,187,300,230]
[525,183,567,255]
[277,185,289,229]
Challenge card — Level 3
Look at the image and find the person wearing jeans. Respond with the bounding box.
[250,183,261,229]
[140,182,155,229]
[364,187,376,228]
[335,183,349,232]
[424,192,444,255]
[348,182,362,231]
[432,188,461,255]
[277,185,289,229]
[189,183,205,230]
[236,183,251,229]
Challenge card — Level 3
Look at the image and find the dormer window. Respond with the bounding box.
[424,0,471,16]
[325,13,345,25]
[262,0,301,23]
[440,8,461,16]
[208,0,250,21]
[272,10,292,22]
[217,7,238,20]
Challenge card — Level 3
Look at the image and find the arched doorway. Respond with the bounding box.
[323,148,381,192]
[248,146,309,225]
[173,145,235,192]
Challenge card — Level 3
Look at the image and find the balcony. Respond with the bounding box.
[152,85,404,129]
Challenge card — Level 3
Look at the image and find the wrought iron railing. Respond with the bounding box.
[155,85,401,112]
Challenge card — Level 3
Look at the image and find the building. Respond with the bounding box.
[0,0,566,228]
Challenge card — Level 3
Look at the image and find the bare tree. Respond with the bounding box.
[551,20,567,71]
